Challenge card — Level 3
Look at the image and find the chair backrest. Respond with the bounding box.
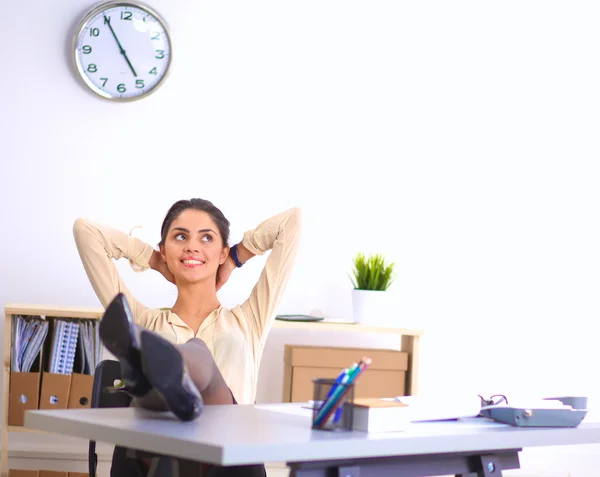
[89,359,132,477]
[91,359,133,409]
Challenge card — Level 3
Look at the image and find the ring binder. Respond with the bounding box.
[40,319,75,410]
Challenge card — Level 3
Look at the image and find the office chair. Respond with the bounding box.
[88,360,132,477]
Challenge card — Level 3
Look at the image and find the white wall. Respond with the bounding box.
[2,0,600,475]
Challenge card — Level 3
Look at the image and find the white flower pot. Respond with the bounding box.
[351,289,392,326]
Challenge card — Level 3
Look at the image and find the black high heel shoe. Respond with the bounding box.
[99,293,152,397]
[139,330,204,422]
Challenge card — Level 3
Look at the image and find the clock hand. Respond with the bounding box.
[104,15,137,77]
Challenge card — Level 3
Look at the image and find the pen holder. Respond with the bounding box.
[311,378,355,431]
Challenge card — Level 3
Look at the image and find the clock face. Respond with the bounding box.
[73,1,172,101]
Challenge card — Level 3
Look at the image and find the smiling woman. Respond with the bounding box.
[72,198,301,476]
[73,199,301,402]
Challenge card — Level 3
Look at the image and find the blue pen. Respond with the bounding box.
[315,359,370,427]
[314,368,349,421]
[329,368,349,395]
[315,374,352,427]
[332,372,352,423]
[316,366,352,410]
[332,362,364,423]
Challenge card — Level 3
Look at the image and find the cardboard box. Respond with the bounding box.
[67,373,94,409]
[39,373,71,410]
[8,370,42,426]
[39,472,67,477]
[283,345,408,402]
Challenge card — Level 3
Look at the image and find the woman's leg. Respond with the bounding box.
[133,329,236,419]
[129,334,235,474]
[178,338,234,405]
[100,293,232,419]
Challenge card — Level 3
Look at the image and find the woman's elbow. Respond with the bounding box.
[73,217,92,242]
[286,207,302,235]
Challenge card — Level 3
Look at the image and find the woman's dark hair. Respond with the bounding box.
[159,198,230,247]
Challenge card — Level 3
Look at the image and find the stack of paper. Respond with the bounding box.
[388,395,482,422]
[11,315,49,372]
[350,395,482,433]
[77,319,102,375]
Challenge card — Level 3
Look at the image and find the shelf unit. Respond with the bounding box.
[2,305,104,477]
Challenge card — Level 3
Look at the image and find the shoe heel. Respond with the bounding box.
[99,294,151,397]
[99,294,135,359]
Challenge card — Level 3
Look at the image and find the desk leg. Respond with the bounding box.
[401,334,420,395]
[288,449,520,477]
[456,453,505,477]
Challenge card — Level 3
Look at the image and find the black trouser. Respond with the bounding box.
[110,446,266,477]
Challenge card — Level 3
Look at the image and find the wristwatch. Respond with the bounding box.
[230,244,243,268]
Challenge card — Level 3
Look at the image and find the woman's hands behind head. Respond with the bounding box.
[149,250,176,284]
[216,255,236,291]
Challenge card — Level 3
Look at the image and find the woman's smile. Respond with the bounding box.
[180,256,206,268]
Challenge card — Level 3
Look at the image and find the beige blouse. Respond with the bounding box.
[73,207,301,404]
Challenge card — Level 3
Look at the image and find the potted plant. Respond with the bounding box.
[350,253,396,325]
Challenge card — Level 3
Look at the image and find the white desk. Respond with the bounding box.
[24,404,600,477]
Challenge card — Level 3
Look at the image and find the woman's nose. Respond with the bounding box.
[184,242,199,253]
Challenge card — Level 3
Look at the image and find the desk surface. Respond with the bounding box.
[24,403,600,466]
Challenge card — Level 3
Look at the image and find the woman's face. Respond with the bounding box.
[161,209,228,285]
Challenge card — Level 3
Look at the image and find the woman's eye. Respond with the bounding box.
[202,235,213,242]
[175,233,186,241]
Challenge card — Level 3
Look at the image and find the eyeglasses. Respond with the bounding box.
[478,394,508,416]
[478,394,508,407]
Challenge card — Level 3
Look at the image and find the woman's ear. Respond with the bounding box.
[220,246,230,265]
[159,244,167,263]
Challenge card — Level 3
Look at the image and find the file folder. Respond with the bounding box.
[8,370,41,426]
[67,373,93,409]
[8,315,46,426]
[39,372,71,410]
[39,319,73,410]
[67,321,94,409]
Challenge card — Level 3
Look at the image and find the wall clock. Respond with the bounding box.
[73,1,172,101]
